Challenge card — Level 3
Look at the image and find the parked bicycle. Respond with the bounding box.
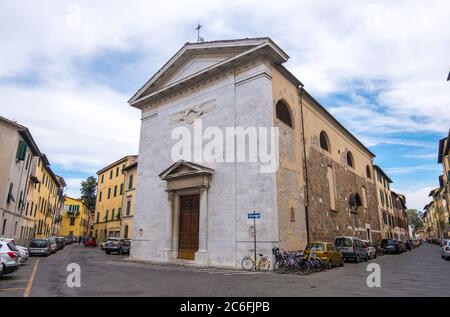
[375,245,385,257]
[272,248,311,275]
[241,251,271,272]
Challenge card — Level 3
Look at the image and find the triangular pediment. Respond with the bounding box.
[129,38,289,107]
[159,160,214,180]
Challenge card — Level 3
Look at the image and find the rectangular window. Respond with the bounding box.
[117,207,122,219]
[362,186,368,209]
[108,188,111,199]
[380,190,385,206]
[69,218,75,226]
[105,210,109,222]
[120,183,124,195]
[96,212,100,223]
[25,154,31,170]
[99,191,102,202]
[111,209,115,220]
[110,170,113,179]
[126,200,131,216]
[128,175,134,190]
[116,167,119,177]
[326,166,336,211]
[114,185,117,197]
[101,175,104,184]
[16,140,27,161]
[6,183,14,204]
[2,219,6,235]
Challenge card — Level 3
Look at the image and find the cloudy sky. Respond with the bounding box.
[1,0,449,210]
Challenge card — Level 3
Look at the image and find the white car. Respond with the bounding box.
[362,240,377,260]
[16,246,29,264]
[101,238,121,250]
[441,240,450,260]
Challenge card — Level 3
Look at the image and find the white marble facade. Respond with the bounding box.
[129,38,288,267]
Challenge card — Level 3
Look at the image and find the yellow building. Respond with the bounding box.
[60,196,90,237]
[31,155,64,239]
[94,155,138,242]
[121,162,137,239]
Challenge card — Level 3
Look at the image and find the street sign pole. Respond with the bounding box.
[253,210,256,268]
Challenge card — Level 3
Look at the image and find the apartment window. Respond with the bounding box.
[366,166,372,179]
[16,140,27,161]
[25,154,31,170]
[69,218,75,226]
[105,210,109,222]
[320,131,331,152]
[6,183,15,204]
[110,170,113,179]
[99,191,102,202]
[128,175,134,190]
[120,183,124,195]
[122,163,126,174]
[1,219,6,235]
[114,185,117,197]
[108,188,111,199]
[18,190,23,210]
[111,209,115,221]
[126,200,131,216]
[326,166,336,211]
[380,190,385,206]
[276,100,293,128]
[96,212,100,223]
[117,207,122,219]
[101,175,104,184]
[116,167,119,177]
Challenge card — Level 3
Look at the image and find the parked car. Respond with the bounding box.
[119,239,132,255]
[46,237,58,253]
[441,240,450,260]
[361,240,377,260]
[104,239,131,255]
[403,240,413,251]
[16,246,29,264]
[0,240,20,275]
[335,236,368,263]
[101,237,120,250]
[29,239,51,257]
[84,237,97,247]
[305,242,344,269]
[380,239,401,254]
[55,237,65,250]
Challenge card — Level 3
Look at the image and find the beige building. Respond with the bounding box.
[0,116,41,244]
[121,162,137,239]
[373,165,395,239]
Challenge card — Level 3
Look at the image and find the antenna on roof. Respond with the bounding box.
[195,23,203,42]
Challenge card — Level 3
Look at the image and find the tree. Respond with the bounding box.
[407,209,424,229]
[80,176,97,210]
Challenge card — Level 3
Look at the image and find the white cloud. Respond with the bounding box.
[393,186,436,211]
[64,178,84,199]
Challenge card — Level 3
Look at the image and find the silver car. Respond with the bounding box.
[441,240,450,260]
[29,239,51,257]
[46,237,58,254]
[0,240,20,275]
[16,246,29,264]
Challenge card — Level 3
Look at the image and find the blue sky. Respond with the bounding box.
[0,0,449,210]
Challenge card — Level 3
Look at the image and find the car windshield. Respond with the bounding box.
[305,243,324,251]
[335,238,352,247]
[382,239,396,244]
[30,240,48,248]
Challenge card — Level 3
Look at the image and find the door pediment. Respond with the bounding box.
[159,160,214,181]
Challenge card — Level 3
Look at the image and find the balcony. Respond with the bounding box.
[66,211,80,218]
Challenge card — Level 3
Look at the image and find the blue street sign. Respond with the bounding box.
[248,213,261,219]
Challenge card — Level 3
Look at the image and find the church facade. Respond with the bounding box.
[128,38,383,267]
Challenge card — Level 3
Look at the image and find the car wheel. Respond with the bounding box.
[106,251,111,255]
[374,254,377,259]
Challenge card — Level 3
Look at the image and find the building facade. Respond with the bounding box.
[121,162,137,239]
[0,116,65,245]
[93,155,138,242]
[126,38,401,267]
[60,196,90,238]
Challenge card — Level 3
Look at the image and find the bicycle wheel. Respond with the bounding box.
[241,257,255,271]
[259,257,271,272]
[297,261,311,275]
[274,259,287,274]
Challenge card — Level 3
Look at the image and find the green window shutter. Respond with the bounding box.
[128,175,133,190]
[16,140,27,161]
[126,200,131,215]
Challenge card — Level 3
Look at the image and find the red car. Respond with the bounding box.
[84,237,97,247]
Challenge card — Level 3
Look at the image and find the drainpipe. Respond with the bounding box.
[298,85,310,244]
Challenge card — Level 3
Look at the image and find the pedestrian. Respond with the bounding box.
[78,236,82,245]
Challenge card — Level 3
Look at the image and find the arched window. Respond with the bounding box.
[276,100,293,128]
[347,151,354,168]
[349,192,362,210]
[319,131,330,152]
[366,165,372,179]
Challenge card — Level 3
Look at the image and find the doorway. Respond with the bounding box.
[178,194,200,260]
